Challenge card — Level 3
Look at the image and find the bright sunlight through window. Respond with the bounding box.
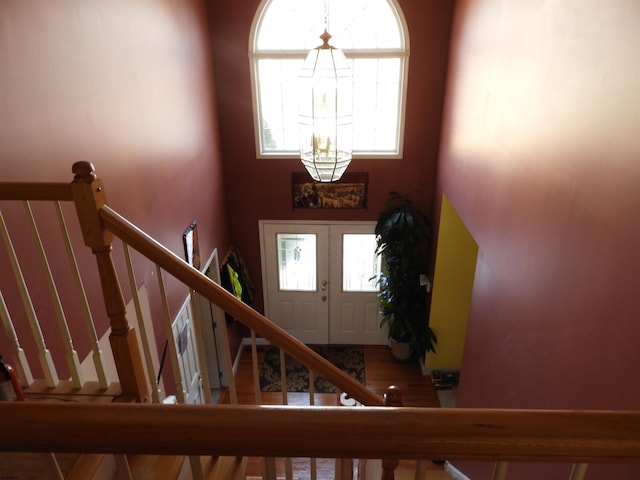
[249,0,409,158]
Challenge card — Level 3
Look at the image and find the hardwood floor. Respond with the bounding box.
[220,344,441,408]
[220,344,444,480]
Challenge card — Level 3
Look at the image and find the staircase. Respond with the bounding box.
[1,163,639,480]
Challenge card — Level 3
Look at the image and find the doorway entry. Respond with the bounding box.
[259,221,388,345]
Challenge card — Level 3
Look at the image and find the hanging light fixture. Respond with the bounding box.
[298,4,353,183]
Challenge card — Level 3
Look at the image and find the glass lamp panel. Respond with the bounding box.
[299,44,352,182]
[277,233,317,291]
[342,234,381,292]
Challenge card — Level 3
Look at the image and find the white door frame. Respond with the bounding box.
[259,220,386,345]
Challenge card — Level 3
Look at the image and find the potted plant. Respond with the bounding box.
[374,192,437,362]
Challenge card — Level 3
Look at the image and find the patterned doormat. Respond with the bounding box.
[259,345,365,393]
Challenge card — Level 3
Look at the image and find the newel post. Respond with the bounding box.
[71,161,149,402]
[382,386,402,480]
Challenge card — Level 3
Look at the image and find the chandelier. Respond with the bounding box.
[298,24,353,183]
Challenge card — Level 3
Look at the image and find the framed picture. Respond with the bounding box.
[292,172,368,209]
[183,221,200,270]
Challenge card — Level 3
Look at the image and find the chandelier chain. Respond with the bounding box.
[324,0,329,32]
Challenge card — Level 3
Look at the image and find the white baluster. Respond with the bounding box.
[280,348,288,405]
[189,455,205,480]
[263,457,277,480]
[251,330,260,404]
[216,297,236,403]
[0,210,59,387]
[311,457,317,480]
[336,458,353,480]
[279,348,293,480]
[492,461,509,480]
[206,250,236,403]
[44,453,64,480]
[310,370,317,480]
[285,457,293,480]
[189,290,213,404]
[123,242,161,403]
[114,454,133,480]
[55,201,108,388]
[0,290,34,386]
[414,460,428,480]
[569,463,589,480]
[24,201,83,388]
[156,266,205,480]
[156,266,187,404]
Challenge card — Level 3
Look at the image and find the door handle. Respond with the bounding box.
[321,295,327,301]
[321,280,327,291]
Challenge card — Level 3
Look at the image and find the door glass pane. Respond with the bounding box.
[342,234,380,292]
[277,233,317,291]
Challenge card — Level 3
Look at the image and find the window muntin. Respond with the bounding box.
[250,0,409,158]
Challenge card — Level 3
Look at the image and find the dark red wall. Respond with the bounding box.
[439,1,640,478]
[209,0,454,313]
[0,0,230,371]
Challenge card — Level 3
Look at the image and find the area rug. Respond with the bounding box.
[259,345,365,393]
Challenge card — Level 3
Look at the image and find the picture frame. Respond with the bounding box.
[292,172,368,209]
[182,221,200,270]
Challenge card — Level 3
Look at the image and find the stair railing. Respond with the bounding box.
[71,161,383,407]
[2,401,640,477]
[0,177,121,397]
[1,161,384,479]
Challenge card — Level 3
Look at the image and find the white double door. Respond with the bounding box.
[260,221,388,345]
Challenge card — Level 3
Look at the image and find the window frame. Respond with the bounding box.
[248,0,410,160]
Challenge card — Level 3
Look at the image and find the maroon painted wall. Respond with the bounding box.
[439,1,640,478]
[0,0,230,373]
[209,0,454,314]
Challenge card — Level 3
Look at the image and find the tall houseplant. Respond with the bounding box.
[374,192,437,361]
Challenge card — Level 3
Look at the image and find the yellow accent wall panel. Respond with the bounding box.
[425,194,478,370]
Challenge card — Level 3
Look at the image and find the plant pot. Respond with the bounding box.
[389,337,412,363]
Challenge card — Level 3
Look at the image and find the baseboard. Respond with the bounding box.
[445,461,471,480]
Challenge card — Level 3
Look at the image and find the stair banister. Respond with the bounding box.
[96,194,383,406]
[3,402,640,462]
[70,161,149,403]
[3,163,379,405]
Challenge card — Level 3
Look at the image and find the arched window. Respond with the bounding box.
[249,0,409,158]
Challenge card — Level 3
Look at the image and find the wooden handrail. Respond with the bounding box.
[98,204,384,407]
[3,403,640,462]
[0,182,74,201]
